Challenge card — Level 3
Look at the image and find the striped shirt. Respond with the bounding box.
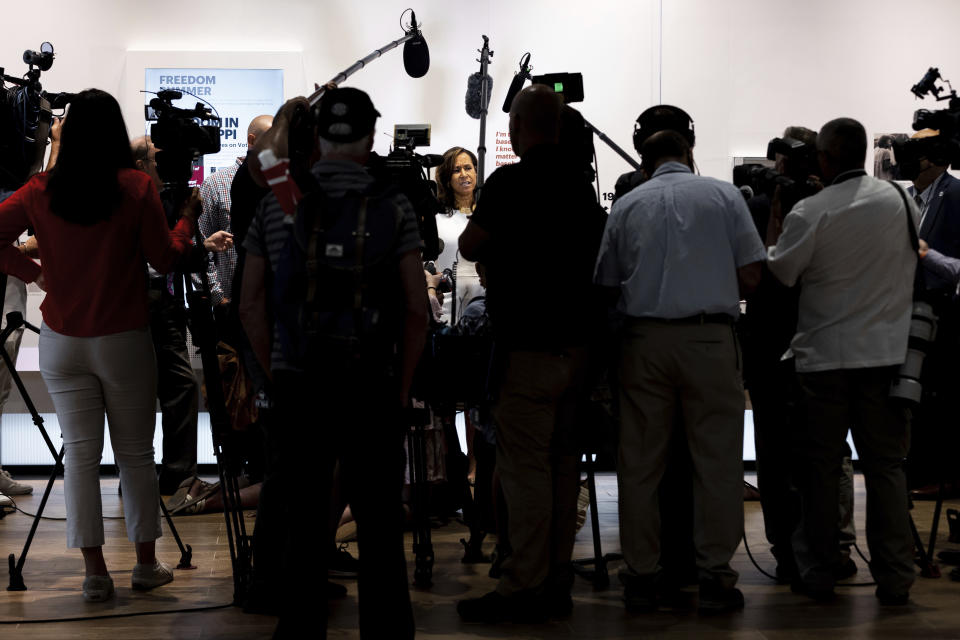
[195,158,242,304]
[243,159,423,371]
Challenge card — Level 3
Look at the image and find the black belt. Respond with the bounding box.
[637,313,734,325]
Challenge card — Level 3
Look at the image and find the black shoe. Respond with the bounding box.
[834,558,857,581]
[329,544,359,578]
[790,579,836,602]
[546,592,573,618]
[457,591,546,624]
[875,587,909,606]
[326,581,348,599]
[775,562,798,585]
[489,545,510,579]
[620,573,658,613]
[698,583,744,615]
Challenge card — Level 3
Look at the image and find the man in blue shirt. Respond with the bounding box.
[595,130,765,614]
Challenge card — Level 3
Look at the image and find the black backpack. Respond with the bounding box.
[273,186,407,372]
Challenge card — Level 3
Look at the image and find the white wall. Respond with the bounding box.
[4,0,960,359]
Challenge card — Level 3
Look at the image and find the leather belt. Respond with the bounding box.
[637,313,734,325]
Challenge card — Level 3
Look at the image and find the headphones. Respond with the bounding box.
[632,105,696,154]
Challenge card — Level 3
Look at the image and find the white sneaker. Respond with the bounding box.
[82,574,115,602]
[0,469,32,496]
[132,560,174,590]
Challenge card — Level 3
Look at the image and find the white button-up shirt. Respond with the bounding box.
[767,171,917,372]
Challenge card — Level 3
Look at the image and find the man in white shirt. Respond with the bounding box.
[767,117,917,605]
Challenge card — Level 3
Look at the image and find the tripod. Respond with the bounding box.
[406,403,435,587]
[181,265,253,604]
[2,311,194,591]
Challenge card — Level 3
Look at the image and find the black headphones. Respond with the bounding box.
[632,105,696,154]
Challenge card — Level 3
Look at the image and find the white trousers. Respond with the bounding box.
[39,324,162,548]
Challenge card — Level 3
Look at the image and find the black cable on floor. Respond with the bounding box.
[742,481,875,587]
[0,602,234,624]
[3,495,124,521]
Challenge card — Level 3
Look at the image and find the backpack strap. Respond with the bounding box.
[352,197,370,346]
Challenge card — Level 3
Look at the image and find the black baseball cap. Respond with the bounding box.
[316,87,381,143]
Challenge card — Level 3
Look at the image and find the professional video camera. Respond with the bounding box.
[733,136,821,207]
[145,89,221,193]
[368,127,443,261]
[0,42,73,191]
[893,67,960,179]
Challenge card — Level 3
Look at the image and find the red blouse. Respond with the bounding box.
[0,169,196,337]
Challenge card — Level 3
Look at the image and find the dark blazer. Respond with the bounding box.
[919,171,960,293]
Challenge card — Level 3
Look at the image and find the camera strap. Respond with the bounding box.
[888,180,920,252]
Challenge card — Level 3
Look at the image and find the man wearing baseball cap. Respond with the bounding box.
[240,87,426,639]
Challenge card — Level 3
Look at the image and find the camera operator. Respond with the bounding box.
[0,116,58,498]
[131,135,233,498]
[0,88,229,602]
[740,126,857,583]
[899,128,960,498]
[456,85,606,623]
[239,87,424,639]
[766,118,916,605]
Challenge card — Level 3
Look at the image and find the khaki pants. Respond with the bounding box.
[618,320,744,588]
[493,348,587,596]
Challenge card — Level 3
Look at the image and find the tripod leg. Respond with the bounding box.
[909,509,940,578]
[159,494,195,569]
[585,455,609,588]
[8,446,63,591]
[927,482,946,565]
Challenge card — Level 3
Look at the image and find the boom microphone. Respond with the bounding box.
[402,11,430,78]
[465,72,493,119]
[501,52,531,113]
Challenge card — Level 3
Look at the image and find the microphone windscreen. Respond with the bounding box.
[465,72,493,119]
[403,35,430,78]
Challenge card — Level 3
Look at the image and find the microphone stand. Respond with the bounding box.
[475,36,494,188]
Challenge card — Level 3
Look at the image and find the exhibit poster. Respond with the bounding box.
[144,68,284,182]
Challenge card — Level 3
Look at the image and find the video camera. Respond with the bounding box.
[368,128,443,261]
[893,67,960,177]
[733,136,821,206]
[0,42,73,191]
[145,89,221,193]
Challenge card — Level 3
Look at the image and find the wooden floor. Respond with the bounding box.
[1,474,960,639]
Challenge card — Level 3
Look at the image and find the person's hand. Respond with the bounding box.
[50,116,63,144]
[424,270,444,304]
[34,272,47,291]
[919,238,930,259]
[181,188,203,222]
[19,236,39,258]
[807,175,824,194]
[204,230,234,253]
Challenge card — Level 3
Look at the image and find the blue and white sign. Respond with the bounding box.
[144,68,284,177]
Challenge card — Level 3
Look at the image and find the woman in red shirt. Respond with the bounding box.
[0,89,230,602]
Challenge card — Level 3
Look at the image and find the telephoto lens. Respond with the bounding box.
[889,301,938,404]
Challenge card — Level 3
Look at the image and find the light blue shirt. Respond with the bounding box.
[594,161,766,319]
